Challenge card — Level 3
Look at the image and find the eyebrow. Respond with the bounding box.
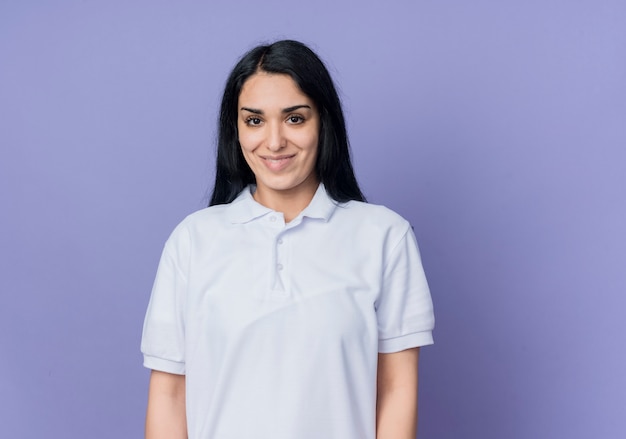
[240,105,312,115]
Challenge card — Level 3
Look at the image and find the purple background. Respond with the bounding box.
[1,1,625,438]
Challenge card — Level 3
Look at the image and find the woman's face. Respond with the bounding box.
[237,72,320,200]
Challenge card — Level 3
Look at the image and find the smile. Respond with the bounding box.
[261,154,295,171]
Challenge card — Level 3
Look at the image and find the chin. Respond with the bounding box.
[257,175,315,194]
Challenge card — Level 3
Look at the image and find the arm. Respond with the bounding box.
[145,370,187,439]
[376,347,420,439]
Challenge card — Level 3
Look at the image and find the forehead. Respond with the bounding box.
[238,73,313,108]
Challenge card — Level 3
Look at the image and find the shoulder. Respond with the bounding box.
[337,200,411,230]
[164,203,235,244]
[180,203,233,226]
[331,200,413,248]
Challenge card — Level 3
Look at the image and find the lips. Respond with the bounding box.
[260,154,295,171]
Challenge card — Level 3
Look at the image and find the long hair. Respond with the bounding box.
[209,40,366,206]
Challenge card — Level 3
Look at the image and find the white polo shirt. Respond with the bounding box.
[141,183,434,439]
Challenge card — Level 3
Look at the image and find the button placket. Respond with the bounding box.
[267,214,287,298]
[272,231,289,298]
[276,232,285,273]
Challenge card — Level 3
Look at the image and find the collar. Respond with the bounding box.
[225,183,339,224]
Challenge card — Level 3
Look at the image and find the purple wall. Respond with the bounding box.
[1,1,625,437]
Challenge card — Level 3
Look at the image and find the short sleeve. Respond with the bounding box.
[376,224,435,353]
[140,225,190,374]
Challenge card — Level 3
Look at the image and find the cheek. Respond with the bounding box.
[295,130,319,152]
[237,120,260,152]
[238,131,258,152]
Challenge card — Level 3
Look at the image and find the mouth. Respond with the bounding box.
[260,154,296,171]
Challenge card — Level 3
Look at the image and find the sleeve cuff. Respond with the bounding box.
[143,355,186,375]
[378,330,434,353]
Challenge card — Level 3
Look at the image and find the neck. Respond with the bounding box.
[253,179,319,223]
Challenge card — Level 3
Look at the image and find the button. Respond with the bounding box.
[269,216,276,222]
[277,238,283,245]
[277,263,283,271]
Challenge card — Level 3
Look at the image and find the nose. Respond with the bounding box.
[266,122,286,152]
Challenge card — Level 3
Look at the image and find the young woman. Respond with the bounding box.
[141,40,434,439]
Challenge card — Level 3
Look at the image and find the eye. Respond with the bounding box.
[287,115,304,124]
[245,116,262,126]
